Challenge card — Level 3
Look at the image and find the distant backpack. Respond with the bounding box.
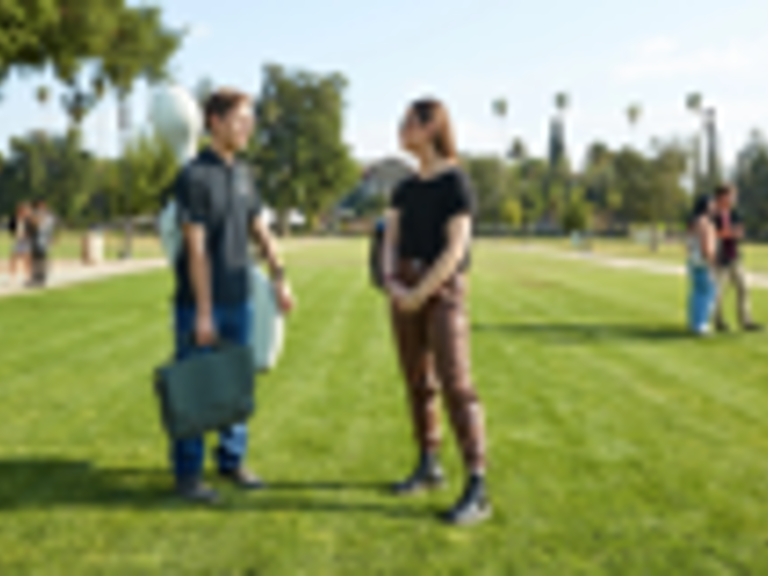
[370,218,386,290]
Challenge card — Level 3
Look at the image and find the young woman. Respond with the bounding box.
[381,98,490,525]
[687,195,717,335]
[8,203,32,284]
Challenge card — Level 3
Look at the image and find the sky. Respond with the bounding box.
[1,0,768,170]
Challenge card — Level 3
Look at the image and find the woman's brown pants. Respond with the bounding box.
[390,260,487,472]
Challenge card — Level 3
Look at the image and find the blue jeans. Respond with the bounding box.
[688,264,716,333]
[171,303,254,483]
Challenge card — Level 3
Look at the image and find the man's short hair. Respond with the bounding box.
[203,89,252,132]
[715,184,736,198]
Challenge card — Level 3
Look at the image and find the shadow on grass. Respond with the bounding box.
[0,460,432,520]
[472,322,692,345]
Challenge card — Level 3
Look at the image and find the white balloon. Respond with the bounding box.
[150,84,199,263]
[149,84,203,164]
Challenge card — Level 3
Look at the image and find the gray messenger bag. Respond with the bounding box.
[155,342,256,439]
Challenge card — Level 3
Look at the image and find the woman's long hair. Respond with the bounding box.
[689,195,712,229]
[410,98,458,161]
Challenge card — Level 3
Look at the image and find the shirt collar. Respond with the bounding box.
[199,147,236,168]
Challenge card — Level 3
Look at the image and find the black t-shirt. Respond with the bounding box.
[712,208,743,265]
[174,149,262,307]
[391,168,476,271]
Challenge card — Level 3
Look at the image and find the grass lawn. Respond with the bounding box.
[2,240,768,574]
[529,236,768,275]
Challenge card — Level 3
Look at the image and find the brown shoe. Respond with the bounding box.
[218,468,266,491]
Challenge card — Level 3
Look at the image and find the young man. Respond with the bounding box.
[171,88,294,503]
[712,184,761,332]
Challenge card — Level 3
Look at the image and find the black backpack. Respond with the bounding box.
[369,218,386,290]
[7,215,17,235]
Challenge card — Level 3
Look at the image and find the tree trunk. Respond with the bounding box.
[119,95,133,259]
[278,211,291,237]
[650,222,660,252]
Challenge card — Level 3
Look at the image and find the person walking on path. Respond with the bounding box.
[7,203,32,285]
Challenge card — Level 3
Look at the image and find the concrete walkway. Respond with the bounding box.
[516,245,768,289]
[0,259,167,299]
[0,239,326,300]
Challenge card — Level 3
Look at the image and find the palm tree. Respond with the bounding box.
[492,98,509,212]
[508,137,527,163]
[686,93,704,195]
[626,104,642,146]
[36,85,51,137]
[686,93,703,115]
[550,92,571,212]
[555,92,569,117]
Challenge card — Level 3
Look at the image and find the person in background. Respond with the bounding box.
[28,199,56,288]
[8,202,32,285]
[687,195,718,336]
[711,184,762,332]
[381,98,491,526]
[170,88,294,504]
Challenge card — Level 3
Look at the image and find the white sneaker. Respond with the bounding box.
[693,325,712,337]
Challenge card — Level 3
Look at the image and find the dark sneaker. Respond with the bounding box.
[176,480,220,505]
[393,466,445,496]
[442,492,492,526]
[744,322,764,332]
[442,475,492,526]
[715,321,730,333]
[219,468,266,491]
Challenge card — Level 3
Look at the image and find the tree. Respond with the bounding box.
[501,198,523,229]
[0,0,60,84]
[626,103,642,146]
[36,85,50,123]
[117,132,178,219]
[0,130,97,223]
[555,92,570,116]
[613,142,688,250]
[583,141,621,231]
[561,188,592,234]
[492,98,509,199]
[464,155,508,224]
[251,64,358,234]
[735,132,768,238]
[549,92,571,181]
[492,98,508,120]
[94,5,181,256]
[686,92,704,195]
[508,137,527,163]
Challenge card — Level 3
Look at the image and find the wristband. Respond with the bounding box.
[271,266,286,283]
